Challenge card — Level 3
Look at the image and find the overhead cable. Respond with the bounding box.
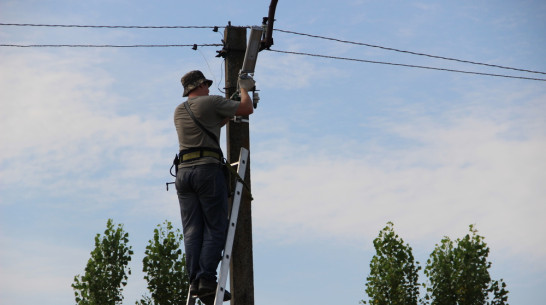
[0,43,222,48]
[267,49,546,82]
[3,23,543,76]
[274,29,546,76]
[0,23,221,29]
[3,22,544,80]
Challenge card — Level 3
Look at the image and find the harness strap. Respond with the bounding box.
[225,162,253,201]
[179,147,223,163]
[183,101,220,145]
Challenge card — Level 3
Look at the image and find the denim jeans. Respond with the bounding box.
[175,163,228,283]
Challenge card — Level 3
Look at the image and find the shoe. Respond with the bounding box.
[198,278,231,304]
[223,290,231,301]
[199,290,231,305]
[189,280,199,297]
[199,294,214,305]
[198,277,217,296]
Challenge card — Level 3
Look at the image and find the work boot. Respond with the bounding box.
[198,277,217,296]
[199,291,231,305]
[198,278,231,304]
[222,290,232,301]
[189,280,199,297]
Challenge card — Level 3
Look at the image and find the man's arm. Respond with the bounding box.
[235,88,254,116]
[220,89,254,126]
[220,77,255,126]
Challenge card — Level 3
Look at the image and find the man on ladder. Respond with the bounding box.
[173,70,255,304]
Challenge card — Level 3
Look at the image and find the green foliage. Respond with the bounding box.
[363,223,509,305]
[72,219,133,305]
[362,222,421,305]
[136,220,192,305]
[423,225,509,305]
[422,235,458,304]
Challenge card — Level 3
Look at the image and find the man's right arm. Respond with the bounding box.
[235,88,254,116]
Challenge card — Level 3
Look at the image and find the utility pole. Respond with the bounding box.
[224,25,254,305]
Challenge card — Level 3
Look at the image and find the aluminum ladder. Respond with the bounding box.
[186,147,249,305]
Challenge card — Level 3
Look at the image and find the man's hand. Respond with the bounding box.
[238,75,255,91]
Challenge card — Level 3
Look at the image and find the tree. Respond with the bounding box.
[137,220,196,305]
[72,219,133,305]
[362,222,421,305]
[423,225,509,305]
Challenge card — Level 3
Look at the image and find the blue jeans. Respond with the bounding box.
[175,163,228,283]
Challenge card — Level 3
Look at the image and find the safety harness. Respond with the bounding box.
[170,101,252,199]
[179,146,223,163]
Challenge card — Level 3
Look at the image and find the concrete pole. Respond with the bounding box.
[224,25,255,305]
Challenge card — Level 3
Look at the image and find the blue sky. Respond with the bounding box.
[1,1,545,304]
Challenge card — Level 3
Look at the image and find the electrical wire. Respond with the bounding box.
[274,29,546,76]
[0,23,222,29]
[267,49,546,82]
[198,48,218,87]
[0,43,222,48]
[3,23,543,76]
[217,59,226,94]
[3,22,545,81]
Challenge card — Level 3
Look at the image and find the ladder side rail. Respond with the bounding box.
[214,147,249,305]
[185,147,249,305]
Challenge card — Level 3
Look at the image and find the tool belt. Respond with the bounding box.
[179,147,223,163]
[170,147,252,200]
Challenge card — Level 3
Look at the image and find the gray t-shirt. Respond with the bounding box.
[174,95,240,167]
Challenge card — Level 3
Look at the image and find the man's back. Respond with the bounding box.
[174,95,239,153]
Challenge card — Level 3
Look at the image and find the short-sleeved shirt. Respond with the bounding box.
[174,95,240,167]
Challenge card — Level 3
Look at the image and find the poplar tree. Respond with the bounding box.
[137,220,195,305]
[362,222,421,305]
[423,225,508,305]
[72,219,133,305]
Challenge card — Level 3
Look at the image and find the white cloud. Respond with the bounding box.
[252,114,546,264]
[0,50,172,205]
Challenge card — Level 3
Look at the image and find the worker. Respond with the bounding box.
[174,70,255,303]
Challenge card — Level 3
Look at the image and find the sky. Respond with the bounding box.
[1,0,545,304]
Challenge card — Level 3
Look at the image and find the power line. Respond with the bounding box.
[267,49,546,82]
[0,43,222,48]
[3,22,544,81]
[274,28,546,76]
[0,23,221,29]
[4,23,544,76]
[3,44,544,82]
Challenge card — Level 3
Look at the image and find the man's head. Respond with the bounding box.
[181,70,213,97]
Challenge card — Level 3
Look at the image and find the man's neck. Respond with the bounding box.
[188,91,208,98]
